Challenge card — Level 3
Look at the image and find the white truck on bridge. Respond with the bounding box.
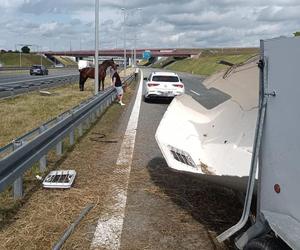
[156,36,300,249]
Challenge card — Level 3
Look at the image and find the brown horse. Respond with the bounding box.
[79,59,116,91]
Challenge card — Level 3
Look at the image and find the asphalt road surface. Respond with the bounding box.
[0,68,78,86]
[117,68,243,249]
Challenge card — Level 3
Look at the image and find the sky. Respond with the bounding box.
[0,0,300,51]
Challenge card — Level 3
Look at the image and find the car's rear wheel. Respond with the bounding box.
[144,95,150,103]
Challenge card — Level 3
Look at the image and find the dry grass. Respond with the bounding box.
[166,53,257,76]
[0,77,137,250]
[0,68,135,148]
[0,83,91,147]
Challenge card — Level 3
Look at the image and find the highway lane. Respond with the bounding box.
[142,68,230,109]
[180,72,231,109]
[0,68,78,85]
[119,68,241,249]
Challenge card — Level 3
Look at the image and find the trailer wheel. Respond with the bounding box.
[244,235,287,250]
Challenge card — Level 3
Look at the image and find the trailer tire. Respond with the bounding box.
[244,235,287,250]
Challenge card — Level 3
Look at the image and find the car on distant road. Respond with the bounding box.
[144,71,185,102]
[30,65,48,75]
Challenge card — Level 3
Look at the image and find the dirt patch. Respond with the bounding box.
[0,79,137,250]
[145,158,242,249]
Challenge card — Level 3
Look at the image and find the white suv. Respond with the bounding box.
[144,71,185,101]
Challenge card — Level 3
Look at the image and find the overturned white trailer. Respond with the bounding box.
[156,36,300,249]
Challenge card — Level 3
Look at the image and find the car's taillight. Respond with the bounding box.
[147,83,160,87]
[173,84,184,88]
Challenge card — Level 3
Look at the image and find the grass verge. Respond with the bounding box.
[0,68,134,147]
[0,83,93,147]
[166,53,257,76]
[0,77,137,249]
[0,53,53,67]
[53,56,77,66]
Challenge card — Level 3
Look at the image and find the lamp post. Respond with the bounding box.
[16,44,33,68]
[134,8,142,67]
[121,8,127,76]
[36,45,43,66]
[121,8,142,71]
[95,0,99,95]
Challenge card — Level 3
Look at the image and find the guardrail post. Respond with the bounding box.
[40,156,47,172]
[85,117,90,129]
[13,140,23,199]
[92,112,96,122]
[78,123,83,137]
[96,108,100,117]
[69,129,75,146]
[56,141,63,156]
[39,125,47,172]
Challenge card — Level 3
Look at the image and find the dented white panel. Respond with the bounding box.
[156,61,259,177]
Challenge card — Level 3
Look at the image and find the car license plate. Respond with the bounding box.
[162,91,173,96]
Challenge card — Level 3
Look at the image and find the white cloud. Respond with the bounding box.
[1,0,300,50]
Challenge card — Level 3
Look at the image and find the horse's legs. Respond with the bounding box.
[101,78,105,91]
[79,74,88,91]
[99,78,104,91]
[79,73,84,91]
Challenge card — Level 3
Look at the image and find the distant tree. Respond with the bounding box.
[0,49,6,53]
[8,50,13,53]
[293,31,300,36]
[21,46,30,53]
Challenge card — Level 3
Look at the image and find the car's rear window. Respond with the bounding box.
[32,66,41,69]
[152,75,179,82]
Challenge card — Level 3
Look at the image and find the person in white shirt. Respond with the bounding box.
[134,67,139,80]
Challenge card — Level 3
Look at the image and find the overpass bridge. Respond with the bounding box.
[44,48,201,58]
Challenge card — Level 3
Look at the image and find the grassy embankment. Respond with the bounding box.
[53,56,77,66]
[0,52,53,67]
[159,48,259,76]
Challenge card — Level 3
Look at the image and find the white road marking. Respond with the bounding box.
[91,70,143,250]
[190,89,201,96]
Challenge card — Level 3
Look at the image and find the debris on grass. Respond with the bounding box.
[43,170,77,189]
[39,90,52,96]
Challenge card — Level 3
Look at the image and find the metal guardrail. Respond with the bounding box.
[0,66,77,71]
[0,74,135,198]
[0,74,79,99]
[0,67,31,71]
